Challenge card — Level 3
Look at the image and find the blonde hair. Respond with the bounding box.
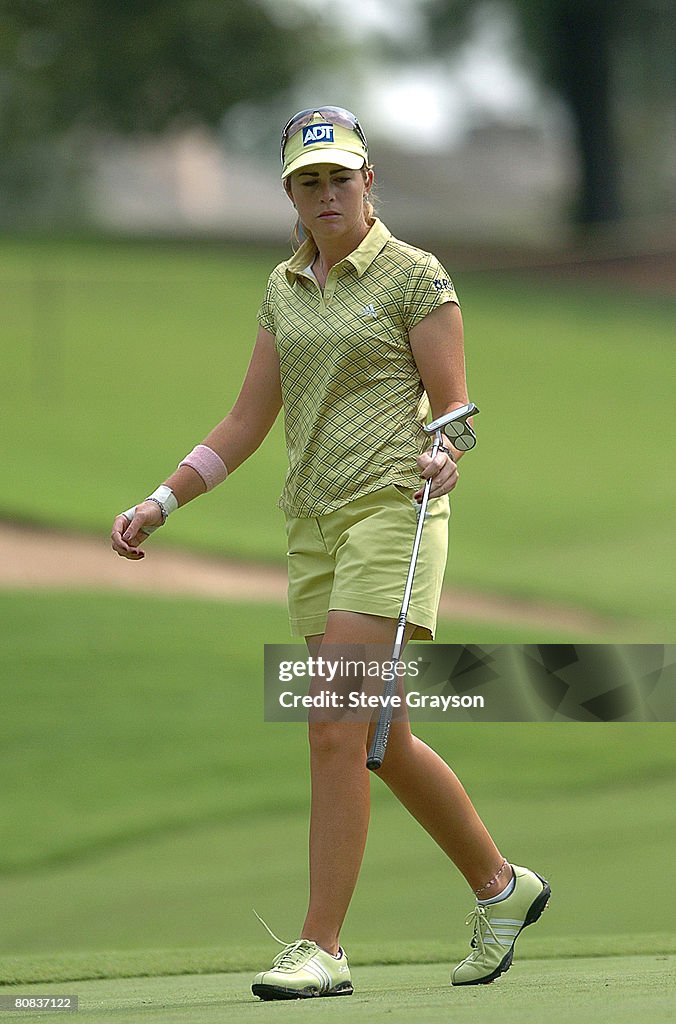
[286,165,377,252]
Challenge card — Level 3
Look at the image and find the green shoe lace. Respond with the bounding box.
[464,904,504,958]
[253,908,290,946]
[253,908,321,972]
[270,939,318,972]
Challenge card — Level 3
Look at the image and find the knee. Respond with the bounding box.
[308,719,367,761]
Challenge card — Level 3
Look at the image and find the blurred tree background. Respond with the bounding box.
[424,0,675,225]
[0,0,674,240]
[0,0,322,228]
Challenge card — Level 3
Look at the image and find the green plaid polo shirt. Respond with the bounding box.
[257,218,459,517]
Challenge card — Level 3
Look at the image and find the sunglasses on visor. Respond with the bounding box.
[280,106,369,164]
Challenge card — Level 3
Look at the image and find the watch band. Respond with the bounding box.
[118,485,178,535]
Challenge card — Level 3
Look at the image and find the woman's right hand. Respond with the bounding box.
[110,500,162,560]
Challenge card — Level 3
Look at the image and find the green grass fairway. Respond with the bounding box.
[1,236,674,1022]
[2,589,675,977]
[1,957,674,1024]
[1,237,674,633]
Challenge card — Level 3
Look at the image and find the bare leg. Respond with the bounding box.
[302,717,369,955]
[299,611,511,955]
[374,721,511,894]
[300,611,402,954]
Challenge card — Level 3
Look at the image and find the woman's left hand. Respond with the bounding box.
[414,447,459,502]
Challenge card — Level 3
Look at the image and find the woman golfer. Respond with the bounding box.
[111,106,550,999]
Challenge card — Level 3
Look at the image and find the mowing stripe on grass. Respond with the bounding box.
[0,957,674,1024]
[2,935,676,986]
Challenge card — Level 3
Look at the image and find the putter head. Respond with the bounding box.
[424,402,479,451]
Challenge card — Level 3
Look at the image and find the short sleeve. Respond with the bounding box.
[403,253,459,331]
[257,272,276,333]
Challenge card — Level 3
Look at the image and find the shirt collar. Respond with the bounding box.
[285,219,392,282]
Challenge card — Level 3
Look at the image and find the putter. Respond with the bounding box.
[366,403,479,771]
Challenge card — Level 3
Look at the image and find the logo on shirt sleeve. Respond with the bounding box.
[433,277,453,293]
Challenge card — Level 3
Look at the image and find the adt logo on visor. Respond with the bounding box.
[302,123,334,147]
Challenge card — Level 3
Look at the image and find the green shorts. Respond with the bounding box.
[285,484,450,640]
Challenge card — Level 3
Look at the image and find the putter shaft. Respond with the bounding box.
[366,431,442,770]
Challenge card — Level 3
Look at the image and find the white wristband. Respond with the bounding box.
[119,485,178,535]
[148,485,178,516]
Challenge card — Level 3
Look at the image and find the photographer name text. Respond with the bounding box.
[278,690,484,712]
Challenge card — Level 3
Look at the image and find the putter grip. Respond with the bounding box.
[366,715,390,770]
[366,669,399,770]
[366,673,398,770]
